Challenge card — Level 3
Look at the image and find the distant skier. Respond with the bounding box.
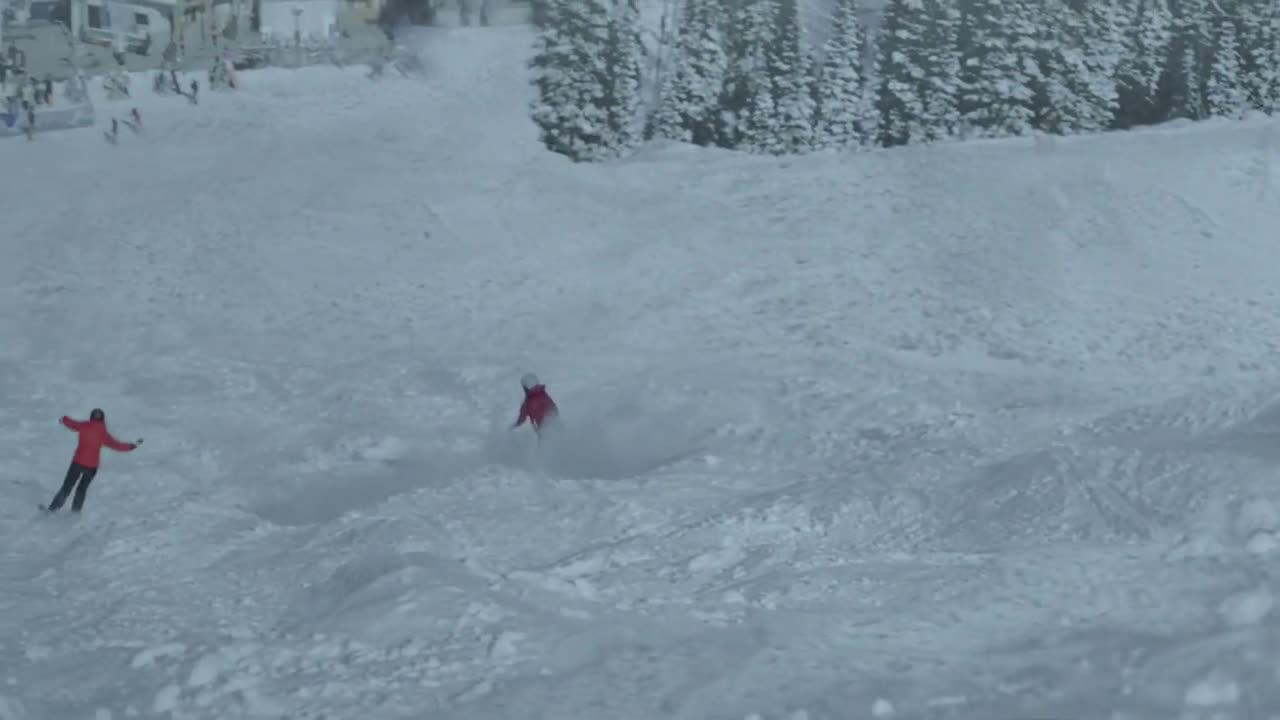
[512,373,558,437]
[125,107,143,134]
[45,409,142,513]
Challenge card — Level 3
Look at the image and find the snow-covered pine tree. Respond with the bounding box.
[719,0,777,151]
[1115,0,1174,127]
[1162,0,1212,120]
[764,0,815,153]
[875,0,959,146]
[651,0,728,145]
[528,0,645,160]
[813,0,867,149]
[1265,0,1280,113]
[918,0,962,139]
[957,0,1039,137]
[1262,0,1280,113]
[1207,13,1250,118]
[604,0,646,151]
[874,0,925,146]
[529,0,610,160]
[1080,0,1123,128]
[1034,0,1112,134]
[1235,0,1280,113]
[954,0,979,120]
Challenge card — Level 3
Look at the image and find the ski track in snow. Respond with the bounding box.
[3,25,1280,720]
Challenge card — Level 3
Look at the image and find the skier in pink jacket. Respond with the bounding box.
[512,373,559,437]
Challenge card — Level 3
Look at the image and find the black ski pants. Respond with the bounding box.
[48,462,98,512]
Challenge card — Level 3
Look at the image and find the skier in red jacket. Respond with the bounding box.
[512,373,558,437]
[46,408,142,512]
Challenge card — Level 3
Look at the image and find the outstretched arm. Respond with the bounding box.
[103,432,139,452]
[512,401,528,428]
[61,416,85,431]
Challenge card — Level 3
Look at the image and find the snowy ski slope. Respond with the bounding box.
[4,25,1280,720]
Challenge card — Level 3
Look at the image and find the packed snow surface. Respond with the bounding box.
[4,25,1280,720]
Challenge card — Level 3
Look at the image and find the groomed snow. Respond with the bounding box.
[4,25,1280,720]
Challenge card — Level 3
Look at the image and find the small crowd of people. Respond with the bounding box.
[1,43,68,137]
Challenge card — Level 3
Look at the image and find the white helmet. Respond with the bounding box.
[521,372,540,390]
